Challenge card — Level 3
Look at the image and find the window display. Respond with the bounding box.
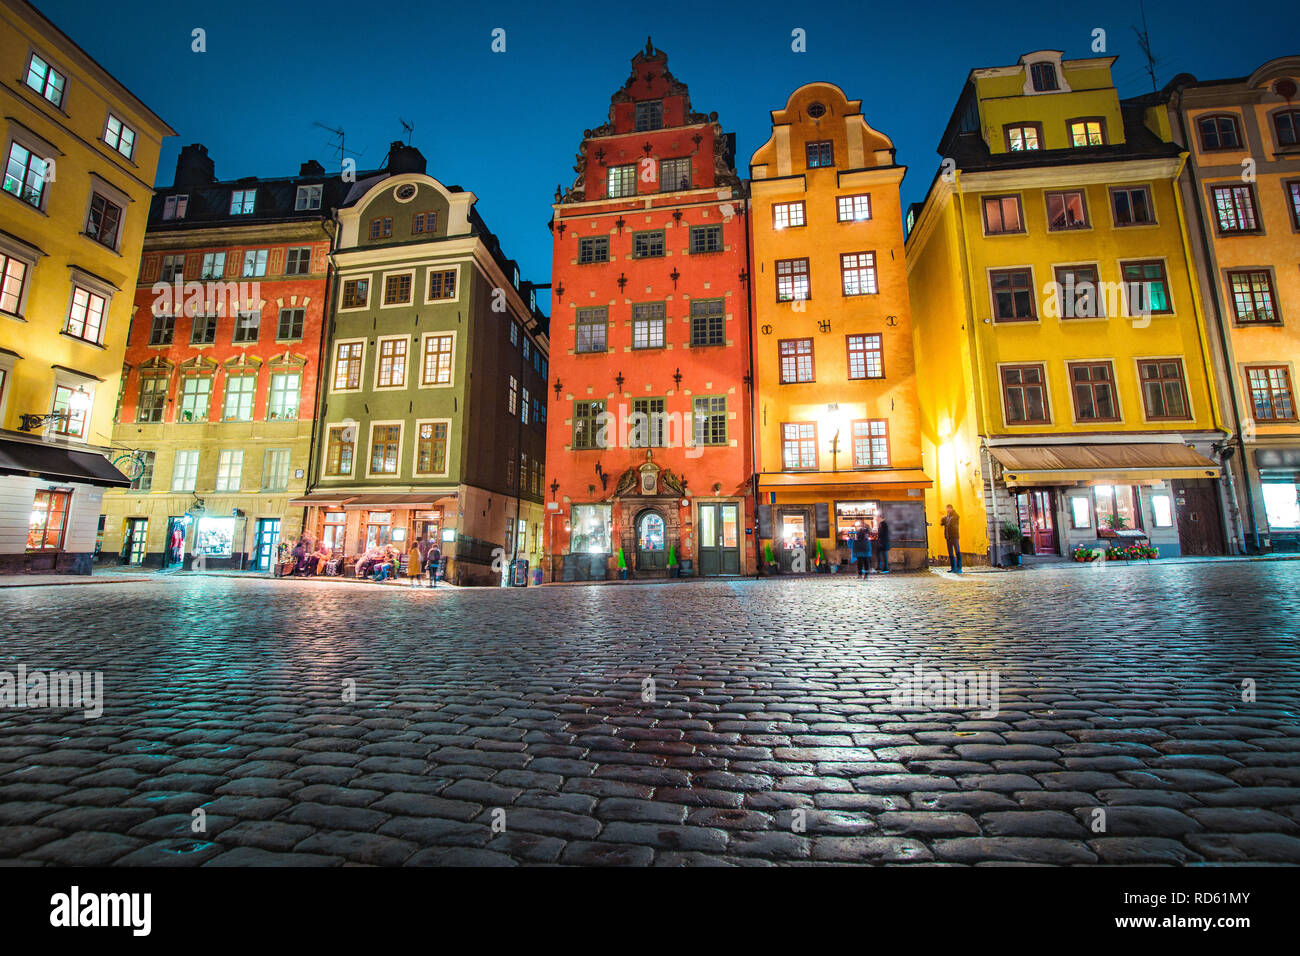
[570,504,611,554]
[195,516,234,556]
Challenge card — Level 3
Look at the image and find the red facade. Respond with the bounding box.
[545,40,754,580]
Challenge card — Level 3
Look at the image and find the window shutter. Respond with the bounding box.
[814,503,830,538]
[141,255,159,283]
[311,245,327,273]
[756,504,772,539]
[226,251,241,278]
[185,253,201,279]
[268,248,284,275]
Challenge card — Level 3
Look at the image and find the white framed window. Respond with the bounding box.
[837,194,872,222]
[295,184,322,210]
[215,449,244,491]
[222,374,255,421]
[3,140,51,209]
[242,249,268,277]
[103,114,136,160]
[381,270,415,307]
[414,419,451,476]
[178,376,212,422]
[24,53,66,107]
[772,201,806,229]
[420,332,455,387]
[0,249,32,317]
[172,449,200,492]
[331,339,365,392]
[200,252,225,279]
[85,192,124,249]
[160,254,185,282]
[65,286,107,343]
[268,372,300,420]
[367,422,403,477]
[163,194,188,220]
[50,383,91,440]
[374,335,409,389]
[322,423,356,478]
[262,448,291,491]
[230,189,256,215]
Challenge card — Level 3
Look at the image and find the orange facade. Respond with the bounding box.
[544,41,754,580]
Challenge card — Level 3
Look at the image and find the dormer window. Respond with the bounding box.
[163,194,188,220]
[1005,124,1042,151]
[230,189,256,214]
[635,100,663,131]
[1030,62,1059,92]
[1069,119,1106,147]
[295,184,322,210]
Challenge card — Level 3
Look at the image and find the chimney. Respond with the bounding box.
[174,144,215,189]
[299,160,325,177]
[385,141,427,176]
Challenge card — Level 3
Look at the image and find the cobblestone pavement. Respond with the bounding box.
[1,563,1299,867]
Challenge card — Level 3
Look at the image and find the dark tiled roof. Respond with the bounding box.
[147,172,368,231]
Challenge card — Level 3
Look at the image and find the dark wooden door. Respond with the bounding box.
[1172,479,1226,556]
[635,511,667,571]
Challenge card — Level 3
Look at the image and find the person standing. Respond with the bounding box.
[941,504,962,573]
[852,522,872,579]
[426,543,442,588]
[408,539,424,587]
[876,516,891,574]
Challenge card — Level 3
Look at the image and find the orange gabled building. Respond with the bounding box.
[749,83,931,571]
[544,39,754,581]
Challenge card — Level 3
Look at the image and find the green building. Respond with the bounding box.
[293,144,549,585]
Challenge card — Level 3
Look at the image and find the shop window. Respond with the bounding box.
[1263,482,1300,530]
[27,489,71,550]
[835,501,879,548]
[1151,493,1174,528]
[365,512,392,550]
[570,504,612,554]
[1069,496,1092,529]
[1093,485,1141,532]
[322,512,346,551]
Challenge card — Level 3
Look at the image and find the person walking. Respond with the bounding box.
[876,516,891,574]
[941,504,962,573]
[408,539,424,587]
[852,522,872,579]
[426,543,442,588]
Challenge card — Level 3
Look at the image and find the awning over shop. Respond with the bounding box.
[0,435,130,488]
[988,443,1220,486]
[287,492,355,507]
[758,469,933,491]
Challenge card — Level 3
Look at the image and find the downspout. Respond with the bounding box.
[1171,96,1259,552]
[742,182,762,575]
[304,211,338,543]
[951,170,996,564]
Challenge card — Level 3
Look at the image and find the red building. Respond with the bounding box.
[101,146,344,570]
[545,39,754,580]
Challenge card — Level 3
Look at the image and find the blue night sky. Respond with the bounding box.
[40,0,1296,312]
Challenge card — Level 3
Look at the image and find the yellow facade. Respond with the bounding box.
[750,83,930,571]
[0,0,172,572]
[1167,57,1300,552]
[908,51,1228,564]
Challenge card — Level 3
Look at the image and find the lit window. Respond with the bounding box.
[215,449,244,491]
[607,164,637,198]
[1069,119,1105,146]
[295,185,322,210]
[841,252,877,296]
[852,420,889,467]
[837,194,872,221]
[778,339,814,384]
[268,372,300,420]
[0,254,28,315]
[3,142,50,207]
[103,115,135,160]
[1006,125,1041,151]
[230,189,256,214]
[163,194,189,220]
[242,249,268,277]
[773,202,806,229]
[24,54,66,107]
[847,334,883,380]
[65,287,107,343]
[776,258,810,301]
[222,375,255,421]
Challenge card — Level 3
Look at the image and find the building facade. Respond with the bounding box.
[0,0,173,574]
[100,146,342,570]
[544,40,754,582]
[1164,58,1300,552]
[907,51,1227,565]
[749,82,931,572]
[294,144,548,586]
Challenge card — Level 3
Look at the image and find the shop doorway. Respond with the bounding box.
[414,510,442,552]
[1016,490,1058,555]
[1172,479,1226,556]
[777,508,810,572]
[164,517,186,567]
[123,518,148,565]
[635,509,667,572]
[698,502,741,575]
[253,518,281,571]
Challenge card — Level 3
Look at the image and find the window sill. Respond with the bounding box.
[1,188,49,215]
[1,309,26,323]
[59,331,106,349]
[80,233,122,255]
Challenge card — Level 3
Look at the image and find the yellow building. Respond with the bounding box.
[750,83,931,572]
[0,0,173,573]
[1164,57,1300,553]
[906,51,1227,566]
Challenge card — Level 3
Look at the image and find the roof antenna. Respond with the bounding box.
[311,122,365,167]
[399,118,414,146]
[1133,1,1159,94]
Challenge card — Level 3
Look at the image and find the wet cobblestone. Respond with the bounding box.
[1,562,1299,866]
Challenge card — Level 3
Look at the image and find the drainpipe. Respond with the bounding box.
[1171,91,1259,552]
[303,211,338,549]
[742,182,762,575]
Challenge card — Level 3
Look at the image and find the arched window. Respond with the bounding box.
[1198,114,1242,151]
[1274,109,1300,148]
